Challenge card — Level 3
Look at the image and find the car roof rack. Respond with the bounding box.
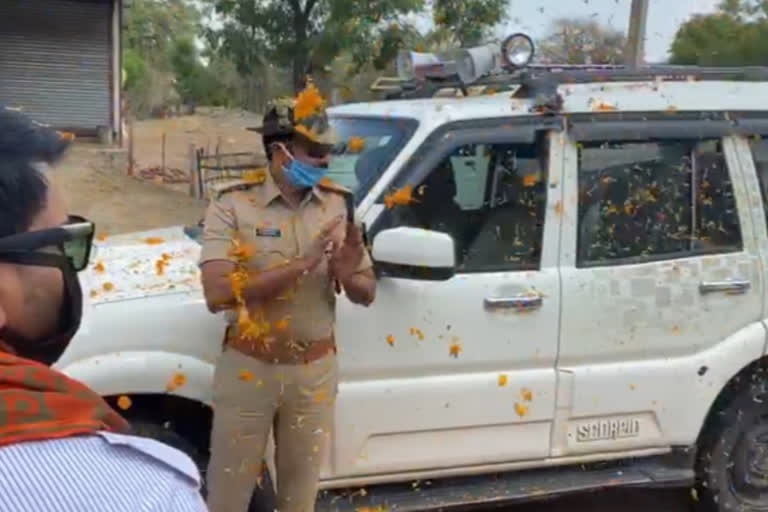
[374,64,768,101]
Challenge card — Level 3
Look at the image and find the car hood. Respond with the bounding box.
[83,226,203,305]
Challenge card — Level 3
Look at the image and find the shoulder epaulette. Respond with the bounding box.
[317,177,352,196]
[212,176,265,199]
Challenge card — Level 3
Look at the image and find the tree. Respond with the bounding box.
[204,0,425,93]
[432,0,508,47]
[124,0,240,115]
[538,18,627,65]
[124,0,201,66]
[669,1,768,65]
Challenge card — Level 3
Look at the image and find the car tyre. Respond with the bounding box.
[696,371,768,512]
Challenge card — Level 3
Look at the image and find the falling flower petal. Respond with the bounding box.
[243,169,267,184]
[102,282,115,292]
[97,233,108,242]
[228,243,254,262]
[155,258,168,276]
[590,99,618,111]
[384,184,418,209]
[116,395,132,410]
[94,261,106,273]
[166,372,187,392]
[238,369,254,382]
[314,390,328,403]
[275,316,291,332]
[386,334,395,347]
[294,83,325,121]
[521,388,534,402]
[145,237,165,245]
[449,342,462,358]
[347,137,366,153]
[498,374,509,387]
[238,307,271,341]
[515,402,529,418]
[409,327,425,341]
[523,174,540,187]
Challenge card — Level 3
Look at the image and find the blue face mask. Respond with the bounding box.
[283,158,328,189]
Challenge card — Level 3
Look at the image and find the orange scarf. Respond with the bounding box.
[0,352,128,447]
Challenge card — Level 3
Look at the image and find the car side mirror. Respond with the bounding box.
[372,227,456,281]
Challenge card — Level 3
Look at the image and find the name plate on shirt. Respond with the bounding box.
[256,227,282,237]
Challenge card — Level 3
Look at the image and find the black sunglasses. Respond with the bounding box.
[0,215,95,271]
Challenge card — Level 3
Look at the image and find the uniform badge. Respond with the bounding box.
[256,227,282,237]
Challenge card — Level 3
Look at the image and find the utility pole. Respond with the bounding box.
[626,0,649,69]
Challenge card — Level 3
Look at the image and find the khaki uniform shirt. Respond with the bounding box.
[200,172,373,362]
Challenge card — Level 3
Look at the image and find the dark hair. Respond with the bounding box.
[0,107,71,238]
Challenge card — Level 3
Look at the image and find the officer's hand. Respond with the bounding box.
[329,222,365,281]
[302,215,344,271]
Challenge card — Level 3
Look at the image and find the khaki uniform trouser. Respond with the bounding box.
[206,347,338,512]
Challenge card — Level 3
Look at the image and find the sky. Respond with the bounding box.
[407,0,722,62]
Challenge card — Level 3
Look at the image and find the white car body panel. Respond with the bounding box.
[553,135,766,455]
[56,226,225,405]
[56,79,768,487]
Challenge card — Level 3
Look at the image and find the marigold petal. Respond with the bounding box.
[116,395,132,410]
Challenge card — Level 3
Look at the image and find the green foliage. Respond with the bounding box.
[539,18,627,65]
[123,48,149,91]
[124,0,200,65]
[124,0,244,115]
[124,0,511,110]
[432,0,508,46]
[204,0,425,92]
[669,1,768,65]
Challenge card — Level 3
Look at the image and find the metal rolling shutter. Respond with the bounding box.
[0,0,112,133]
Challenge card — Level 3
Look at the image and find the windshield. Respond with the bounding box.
[328,116,418,204]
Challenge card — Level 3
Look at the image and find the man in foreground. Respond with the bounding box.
[0,107,207,511]
[201,88,376,512]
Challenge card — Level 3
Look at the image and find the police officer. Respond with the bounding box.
[200,90,376,512]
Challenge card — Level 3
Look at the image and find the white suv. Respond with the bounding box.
[56,65,768,511]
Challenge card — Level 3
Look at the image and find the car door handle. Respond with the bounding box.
[484,295,543,311]
[699,280,751,295]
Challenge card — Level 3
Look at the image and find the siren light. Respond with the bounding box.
[396,32,536,86]
[454,43,504,84]
[397,51,458,80]
[502,33,535,69]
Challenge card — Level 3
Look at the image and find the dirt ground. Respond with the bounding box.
[57,108,264,235]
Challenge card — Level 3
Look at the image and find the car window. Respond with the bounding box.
[327,116,418,204]
[373,138,549,273]
[577,138,742,267]
[749,138,768,232]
